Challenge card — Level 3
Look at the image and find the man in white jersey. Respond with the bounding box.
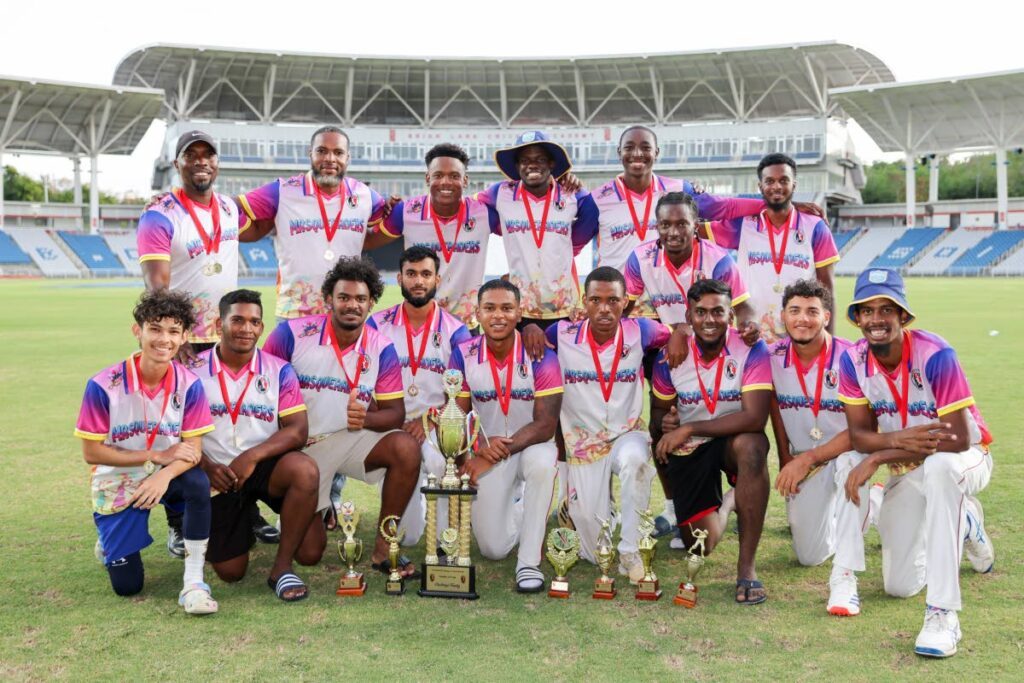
[449,280,562,593]
[367,246,471,546]
[194,289,321,601]
[702,153,840,344]
[545,267,671,582]
[839,268,994,657]
[651,278,773,604]
[768,279,871,616]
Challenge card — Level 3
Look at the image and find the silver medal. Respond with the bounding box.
[407,383,419,397]
[810,425,823,442]
[324,248,335,261]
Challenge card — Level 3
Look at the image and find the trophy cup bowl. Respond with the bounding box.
[635,509,662,601]
[546,527,580,598]
[336,501,367,596]
[380,515,406,596]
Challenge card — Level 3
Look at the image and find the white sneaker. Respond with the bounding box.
[963,496,994,573]
[826,571,860,616]
[618,551,645,585]
[669,537,686,550]
[914,606,961,658]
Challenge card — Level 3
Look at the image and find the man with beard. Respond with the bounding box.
[237,126,389,322]
[367,246,471,545]
[702,153,840,344]
[839,268,994,657]
[651,278,773,605]
[263,257,422,579]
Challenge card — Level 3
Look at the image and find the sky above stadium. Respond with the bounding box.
[1,0,1018,195]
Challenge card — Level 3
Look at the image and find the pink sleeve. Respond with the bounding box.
[711,253,748,303]
[181,380,214,435]
[533,350,563,394]
[136,210,173,261]
[624,251,645,298]
[75,380,110,438]
[639,318,672,351]
[651,351,676,399]
[380,201,405,237]
[238,180,280,222]
[374,344,404,398]
[838,350,866,402]
[741,342,772,388]
[811,219,840,267]
[706,218,742,250]
[368,188,386,224]
[277,363,306,413]
[925,347,974,414]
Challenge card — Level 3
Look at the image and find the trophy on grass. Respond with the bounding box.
[674,525,708,608]
[336,501,367,597]
[592,515,617,599]
[380,515,406,596]
[546,527,580,598]
[418,369,481,600]
[635,509,663,601]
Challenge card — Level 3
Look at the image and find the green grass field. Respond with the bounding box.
[0,277,1020,681]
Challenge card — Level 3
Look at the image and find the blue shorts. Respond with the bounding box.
[94,499,184,566]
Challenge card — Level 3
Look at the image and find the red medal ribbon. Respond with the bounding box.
[790,335,830,421]
[618,176,655,242]
[486,331,521,416]
[662,239,702,301]
[521,182,554,249]
[134,355,175,450]
[870,331,912,428]
[691,337,726,415]
[401,302,438,382]
[313,178,347,246]
[215,351,257,428]
[325,321,368,399]
[586,322,624,403]
[430,199,466,264]
[176,189,222,255]
[764,209,793,278]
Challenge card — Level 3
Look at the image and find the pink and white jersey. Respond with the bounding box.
[769,335,853,454]
[839,330,992,448]
[652,329,771,455]
[707,210,839,344]
[367,302,471,419]
[379,195,497,326]
[193,348,307,466]
[74,354,214,514]
[624,238,749,325]
[263,316,404,439]
[137,191,242,343]
[546,317,671,464]
[478,181,598,319]
[239,173,386,320]
[449,333,563,439]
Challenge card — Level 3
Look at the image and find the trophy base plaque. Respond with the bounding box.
[635,579,663,601]
[336,574,367,597]
[418,564,479,600]
[673,582,697,608]
[548,579,570,599]
[592,578,616,600]
[385,578,405,596]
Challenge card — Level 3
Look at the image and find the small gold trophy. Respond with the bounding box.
[418,369,481,600]
[674,526,708,608]
[592,515,617,600]
[380,515,405,596]
[546,527,580,598]
[635,509,662,601]
[336,501,367,597]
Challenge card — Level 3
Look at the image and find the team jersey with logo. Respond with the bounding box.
[652,328,771,455]
[263,316,404,439]
[193,347,307,466]
[838,330,992,448]
[137,191,242,343]
[449,333,563,439]
[624,238,749,325]
[74,354,215,514]
[478,181,598,319]
[545,318,671,464]
[367,302,471,419]
[238,173,386,320]
[707,210,839,343]
[769,335,852,454]
[379,195,498,326]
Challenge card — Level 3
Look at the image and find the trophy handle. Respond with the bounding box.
[422,409,441,451]
[463,410,483,457]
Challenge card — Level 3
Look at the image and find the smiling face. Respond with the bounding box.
[854,298,909,353]
[219,302,264,356]
[426,156,468,209]
[516,144,555,191]
[175,141,219,194]
[397,257,440,308]
[617,128,659,182]
[133,317,187,364]
[310,131,350,190]
[782,295,830,346]
[758,163,796,212]
[655,202,697,258]
[686,293,732,347]
[329,279,373,331]
[477,288,521,343]
[584,280,626,339]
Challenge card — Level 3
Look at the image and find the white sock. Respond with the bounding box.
[830,564,855,582]
[516,560,544,590]
[662,499,676,521]
[183,538,208,587]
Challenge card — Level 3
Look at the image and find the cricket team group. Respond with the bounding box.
[73,124,995,658]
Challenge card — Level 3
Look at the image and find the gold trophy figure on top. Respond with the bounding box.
[380,515,405,596]
[336,501,367,596]
[546,527,580,598]
[674,526,708,608]
[635,509,663,600]
[592,515,617,599]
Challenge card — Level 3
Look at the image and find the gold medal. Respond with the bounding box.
[773,279,784,293]
[407,383,419,397]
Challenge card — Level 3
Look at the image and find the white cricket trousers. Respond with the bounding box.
[396,440,447,547]
[878,446,992,611]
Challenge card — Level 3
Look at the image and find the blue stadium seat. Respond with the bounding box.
[57,231,125,272]
[0,230,32,264]
[868,227,945,268]
[832,228,862,253]
[947,230,1024,275]
[239,237,278,275]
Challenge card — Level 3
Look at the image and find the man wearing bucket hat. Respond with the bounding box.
[838,268,995,658]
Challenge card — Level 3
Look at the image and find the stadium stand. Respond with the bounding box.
[835,227,906,276]
[991,241,1024,275]
[947,230,1024,275]
[832,228,862,254]
[101,231,143,276]
[0,230,33,265]
[868,227,946,270]
[238,237,278,278]
[908,228,992,276]
[5,228,82,276]
[57,231,127,275]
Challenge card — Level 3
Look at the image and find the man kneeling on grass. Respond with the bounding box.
[75,290,218,614]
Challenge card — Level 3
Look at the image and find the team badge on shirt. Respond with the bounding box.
[172,392,183,411]
[911,368,924,390]
[109,369,123,390]
[361,355,371,372]
[621,343,631,359]
[795,228,806,244]
[300,321,320,338]
[409,199,423,213]
[348,194,359,208]
[464,217,476,231]
[825,368,839,389]
[726,358,739,380]
[433,331,443,348]
[518,363,529,379]
[256,375,270,393]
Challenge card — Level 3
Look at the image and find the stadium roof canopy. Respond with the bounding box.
[113,42,894,128]
[0,75,163,157]
[830,69,1024,154]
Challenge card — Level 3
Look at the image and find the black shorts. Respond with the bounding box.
[207,456,285,564]
[666,437,737,527]
[517,316,566,332]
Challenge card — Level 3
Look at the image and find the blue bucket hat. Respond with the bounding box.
[493,131,572,182]
[847,268,916,325]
